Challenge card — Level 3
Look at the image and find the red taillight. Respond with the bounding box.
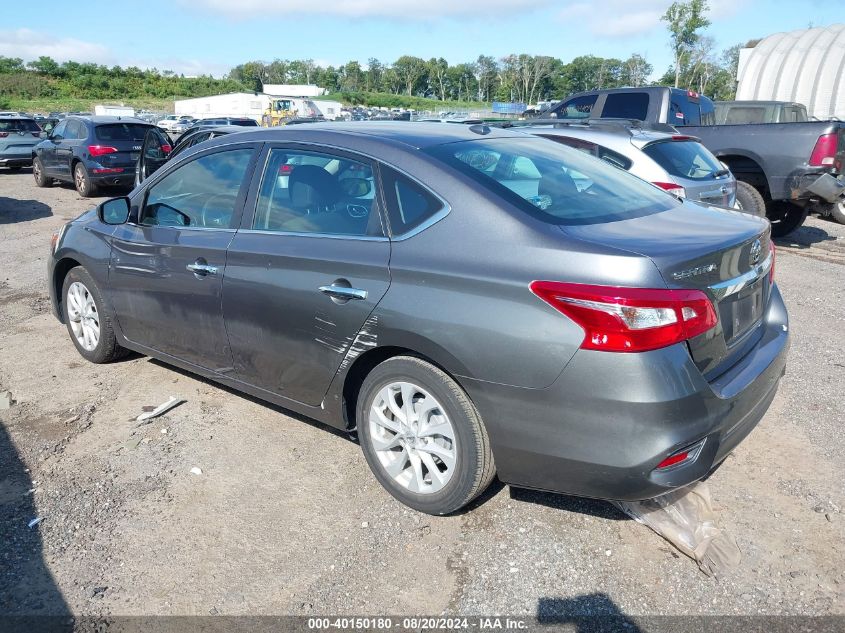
[655,440,705,470]
[529,282,718,353]
[809,133,837,167]
[88,145,118,157]
[687,90,699,98]
[91,167,124,174]
[652,181,686,197]
[0,132,8,138]
[161,144,172,154]
[769,241,775,285]
[279,164,294,174]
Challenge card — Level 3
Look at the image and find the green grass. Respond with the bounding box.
[322,91,488,111]
[6,96,176,114]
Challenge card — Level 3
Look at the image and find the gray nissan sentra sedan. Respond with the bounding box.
[48,122,789,515]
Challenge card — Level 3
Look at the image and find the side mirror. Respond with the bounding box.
[97,197,131,225]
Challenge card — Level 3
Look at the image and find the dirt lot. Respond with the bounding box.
[1,169,843,620]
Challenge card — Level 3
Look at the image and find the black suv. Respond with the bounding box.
[32,116,157,196]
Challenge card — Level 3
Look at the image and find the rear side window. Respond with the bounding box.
[96,124,151,142]
[0,118,40,133]
[426,137,675,226]
[643,140,724,181]
[542,135,633,171]
[141,148,253,229]
[381,167,445,235]
[551,95,597,119]
[601,93,649,120]
[64,120,86,140]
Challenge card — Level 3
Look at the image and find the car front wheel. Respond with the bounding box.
[357,356,495,515]
[62,267,128,363]
[33,157,52,187]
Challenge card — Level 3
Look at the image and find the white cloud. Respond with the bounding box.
[558,0,749,39]
[187,0,550,18]
[0,28,112,64]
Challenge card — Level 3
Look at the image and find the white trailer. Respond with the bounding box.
[94,105,135,117]
[174,93,270,123]
[311,100,343,120]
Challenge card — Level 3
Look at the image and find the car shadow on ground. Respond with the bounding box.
[0,419,71,620]
[54,181,131,200]
[508,487,629,520]
[777,222,839,248]
[537,594,643,631]
[0,197,52,224]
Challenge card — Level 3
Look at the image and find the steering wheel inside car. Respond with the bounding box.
[200,195,234,228]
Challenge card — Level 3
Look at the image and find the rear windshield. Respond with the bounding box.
[425,137,677,225]
[95,124,151,141]
[643,140,724,181]
[230,119,258,127]
[0,118,40,133]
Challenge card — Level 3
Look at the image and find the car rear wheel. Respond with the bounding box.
[62,267,128,363]
[357,356,495,515]
[33,158,52,187]
[74,162,98,197]
[767,200,808,237]
[734,181,766,218]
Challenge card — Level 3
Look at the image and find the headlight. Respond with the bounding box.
[51,223,69,254]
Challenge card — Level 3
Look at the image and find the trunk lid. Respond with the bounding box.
[91,123,154,170]
[561,201,772,379]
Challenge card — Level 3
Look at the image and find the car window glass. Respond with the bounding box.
[426,136,676,226]
[642,140,723,181]
[601,93,649,120]
[552,95,597,119]
[0,118,40,133]
[63,120,82,140]
[381,167,445,235]
[51,121,67,139]
[96,124,150,142]
[141,148,253,229]
[252,148,381,237]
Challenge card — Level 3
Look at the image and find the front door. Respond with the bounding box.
[41,120,66,174]
[108,144,258,371]
[223,145,391,406]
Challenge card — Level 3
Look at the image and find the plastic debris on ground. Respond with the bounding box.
[28,517,44,529]
[190,467,203,476]
[135,396,185,425]
[0,391,13,409]
[613,482,741,577]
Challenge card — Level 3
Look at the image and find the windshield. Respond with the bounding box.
[95,124,152,142]
[642,140,724,181]
[0,118,40,133]
[425,136,677,225]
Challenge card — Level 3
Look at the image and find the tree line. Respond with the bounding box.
[0,1,745,109]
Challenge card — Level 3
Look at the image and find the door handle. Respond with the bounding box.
[319,284,367,301]
[187,263,218,276]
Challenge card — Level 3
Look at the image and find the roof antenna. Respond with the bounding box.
[469,124,491,135]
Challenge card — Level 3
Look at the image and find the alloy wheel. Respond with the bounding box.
[75,166,86,192]
[367,381,457,494]
[66,281,100,351]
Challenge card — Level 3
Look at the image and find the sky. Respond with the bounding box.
[0,0,837,79]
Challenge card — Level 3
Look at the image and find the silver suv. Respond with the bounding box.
[522,121,738,210]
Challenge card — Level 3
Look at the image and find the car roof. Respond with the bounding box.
[66,115,153,125]
[520,121,696,152]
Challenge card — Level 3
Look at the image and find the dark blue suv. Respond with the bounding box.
[33,116,157,197]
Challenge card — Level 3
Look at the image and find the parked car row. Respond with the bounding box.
[540,87,845,233]
[47,121,788,515]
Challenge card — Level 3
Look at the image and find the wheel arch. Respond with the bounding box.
[52,256,82,322]
[716,153,770,200]
[340,344,470,432]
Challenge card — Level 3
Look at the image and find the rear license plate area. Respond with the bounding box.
[723,278,765,343]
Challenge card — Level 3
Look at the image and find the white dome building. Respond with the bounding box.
[736,23,845,120]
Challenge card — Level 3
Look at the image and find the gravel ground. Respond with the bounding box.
[0,169,843,620]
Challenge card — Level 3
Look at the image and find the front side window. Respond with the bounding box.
[642,140,724,181]
[551,95,597,120]
[251,148,382,237]
[426,137,676,225]
[141,148,253,229]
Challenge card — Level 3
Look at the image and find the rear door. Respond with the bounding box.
[137,128,172,184]
[222,144,391,406]
[55,119,85,178]
[109,143,259,370]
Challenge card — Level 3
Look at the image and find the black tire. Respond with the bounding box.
[734,181,766,218]
[357,356,496,515]
[61,266,128,363]
[831,202,845,225]
[767,200,808,237]
[73,162,98,197]
[33,157,52,187]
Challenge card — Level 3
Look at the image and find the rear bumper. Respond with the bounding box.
[89,171,135,187]
[0,156,33,167]
[463,283,790,501]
